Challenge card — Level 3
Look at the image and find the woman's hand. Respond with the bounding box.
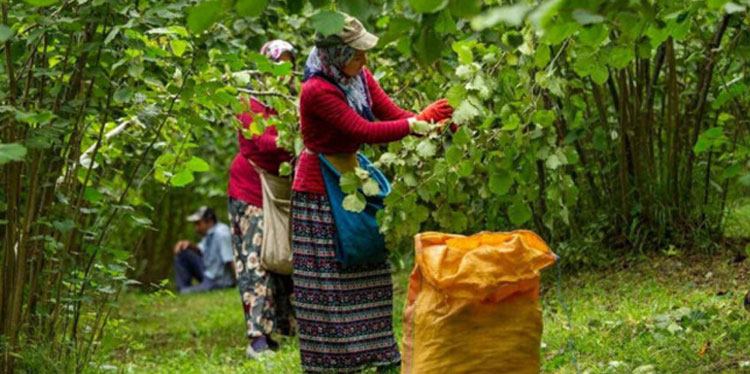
[417,99,454,123]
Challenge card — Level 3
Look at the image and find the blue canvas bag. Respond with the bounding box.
[319,153,391,267]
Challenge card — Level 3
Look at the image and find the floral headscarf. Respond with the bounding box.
[303,45,373,121]
[260,40,296,62]
[247,40,297,97]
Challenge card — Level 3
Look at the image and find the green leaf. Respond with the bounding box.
[572,9,605,25]
[0,25,12,43]
[435,10,458,35]
[722,163,741,179]
[14,110,53,125]
[171,170,195,187]
[272,61,293,76]
[414,27,443,65]
[546,154,562,169]
[457,160,474,177]
[84,187,103,203]
[452,40,474,64]
[694,127,727,153]
[170,40,188,57]
[113,87,133,104]
[452,126,472,146]
[451,211,468,232]
[532,110,555,127]
[446,85,467,108]
[23,0,59,6]
[380,17,415,46]
[578,24,609,47]
[590,64,609,85]
[235,0,268,17]
[339,172,359,194]
[362,178,381,196]
[342,192,366,212]
[250,117,266,136]
[489,168,513,195]
[185,156,210,172]
[606,45,634,70]
[445,146,462,164]
[187,1,223,34]
[0,143,27,164]
[131,216,153,226]
[279,162,292,176]
[410,120,431,135]
[452,100,480,125]
[409,0,448,14]
[311,10,346,37]
[448,0,482,18]
[471,3,531,30]
[534,45,551,68]
[339,0,371,21]
[708,0,730,9]
[354,167,370,179]
[416,139,437,158]
[128,63,144,78]
[53,219,75,234]
[508,200,532,226]
[541,21,579,45]
[501,114,521,131]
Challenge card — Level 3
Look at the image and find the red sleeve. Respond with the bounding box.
[364,68,414,121]
[302,78,411,144]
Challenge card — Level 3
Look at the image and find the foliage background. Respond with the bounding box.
[1,0,749,373]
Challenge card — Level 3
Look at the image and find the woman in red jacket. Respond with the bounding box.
[227,40,296,359]
[292,15,453,373]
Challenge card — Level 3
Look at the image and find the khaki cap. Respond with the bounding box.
[316,13,378,51]
[339,14,378,50]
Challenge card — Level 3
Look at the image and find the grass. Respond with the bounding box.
[101,250,750,374]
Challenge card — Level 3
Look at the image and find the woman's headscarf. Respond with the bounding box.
[248,39,297,97]
[303,43,374,121]
[261,40,296,62]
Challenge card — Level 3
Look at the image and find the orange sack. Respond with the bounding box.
[401,231,557,374]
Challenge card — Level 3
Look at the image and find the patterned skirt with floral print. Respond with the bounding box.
[228,197,295,339]
[291,191,401,373]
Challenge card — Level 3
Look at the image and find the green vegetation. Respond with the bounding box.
[101,252,750,374]
[2,0,750,372]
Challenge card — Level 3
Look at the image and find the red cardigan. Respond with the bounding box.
[228,98,292,207]
[293,68,414,193]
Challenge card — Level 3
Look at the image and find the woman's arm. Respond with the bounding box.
[364,68,415,121]
[303,79,411,144]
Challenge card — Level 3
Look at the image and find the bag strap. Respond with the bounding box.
[245,156,291,181]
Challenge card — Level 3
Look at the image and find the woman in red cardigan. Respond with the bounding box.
[227,40,296,359]
[292,15,453,373]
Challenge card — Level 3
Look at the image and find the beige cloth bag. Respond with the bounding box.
[249,159,293,275]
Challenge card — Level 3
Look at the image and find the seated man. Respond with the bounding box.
[173,206,236,294]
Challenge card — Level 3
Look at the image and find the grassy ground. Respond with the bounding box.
[101,248,750,374]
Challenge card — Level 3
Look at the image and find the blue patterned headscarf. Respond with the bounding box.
[304,45,374,121]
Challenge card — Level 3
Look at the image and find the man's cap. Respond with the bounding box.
[315,13,378,51]
[186,206,216,222]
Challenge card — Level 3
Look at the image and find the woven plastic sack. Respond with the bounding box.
[401,231,557,374]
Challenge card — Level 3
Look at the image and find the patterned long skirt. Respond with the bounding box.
[291,191,401,373]
[228,197,295,339]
